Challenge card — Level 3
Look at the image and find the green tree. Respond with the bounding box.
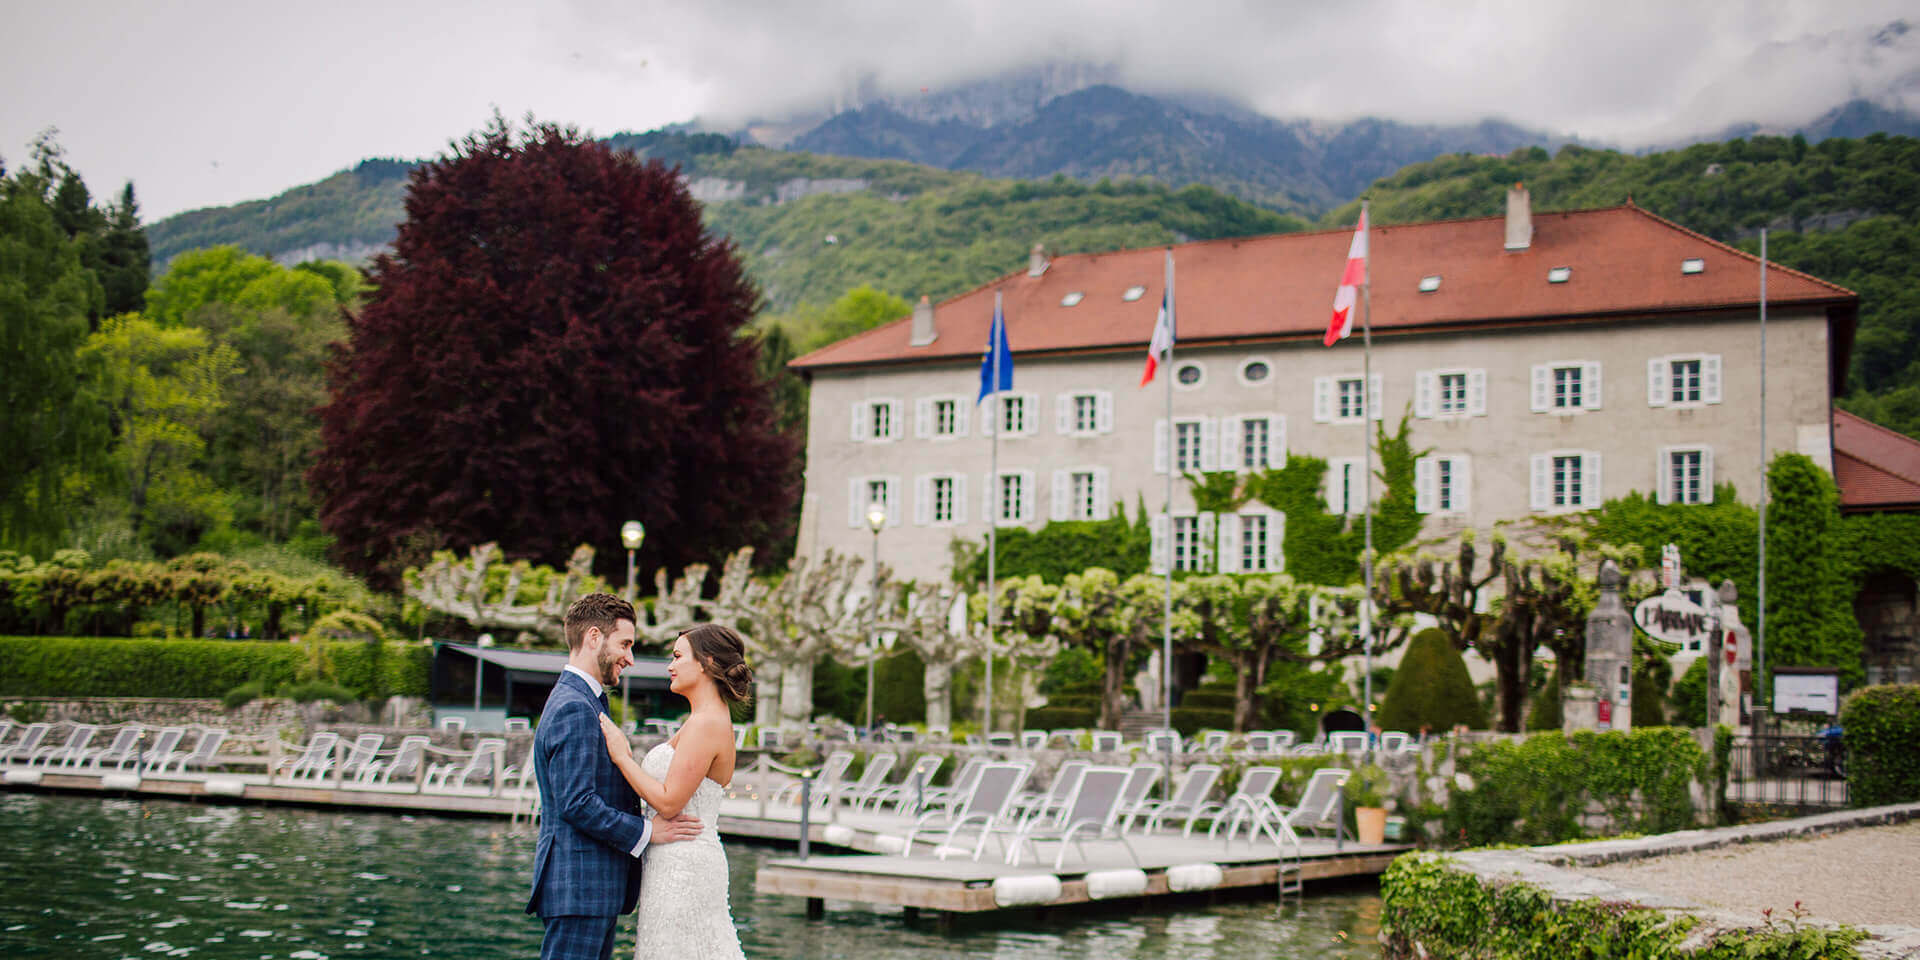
[79,314,241,554]
[1378,628,1488,733]
[771,284,914,354]
[0,147,108,552]
[1764,453,1865,687]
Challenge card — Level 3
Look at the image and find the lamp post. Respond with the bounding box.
[620,521,645,602]
[864,504,886,740]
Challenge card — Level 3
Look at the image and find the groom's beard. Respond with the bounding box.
[597,649,624,688]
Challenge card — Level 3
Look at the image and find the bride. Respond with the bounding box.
[599,624,753,960]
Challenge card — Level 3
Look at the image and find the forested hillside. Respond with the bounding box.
[1330,134,1920,438]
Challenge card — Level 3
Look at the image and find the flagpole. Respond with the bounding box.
[1161,250,1175,740]
[1359,201,1375,745]
[985,290,1001,735]
[1756,230,1768,718]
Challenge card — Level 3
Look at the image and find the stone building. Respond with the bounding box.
[1834,409,1920,684]
[787,189,1859,584]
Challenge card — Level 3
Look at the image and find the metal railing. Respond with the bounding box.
[1726,734,1849,808]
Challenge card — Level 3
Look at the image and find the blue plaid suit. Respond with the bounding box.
[528,670,650,960]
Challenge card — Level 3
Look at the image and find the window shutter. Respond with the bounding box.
[1095,391,1114,433]
[1581,453,1602,509]
[1529,455,1549,511]
[1220,415,1242,471]
[886,400,903,439]
[1051,470,1070,522]
[1019,470,1036,523]
[851,402,868,441]
[1582,362,1603,410]
[883,476,901,525]
[1647,358,1668,407]
[1700,447,1715,502]
[1269,415,1287,468]
[1368,373,1384,421]
[979,397,995,437]
[1468,369,1488,416]
[1220,512,1243,573]
[1150,515,1170,575]
[1092,468,1111,520]
[1703,354,1723,404]
[1313,377,1333,423]
[1655,448,1674,505]
[915,475,932,526]
[1055,393,1073,435]
[1453,456,1473,514]
[1415,457,1436,514]
[1154,419,1169,474]
[1199,418,1220,471]
[952,474,968,525]
[1324,462,1343,514]
[1414,371,1436,418]
[1530,365,1550,412]
[915,398,933,439]
[1198,512,1216,573]
[954,401,970,437]
[1020,392,1039,434]
[984,473,997,524]
[1267,510,1286,573]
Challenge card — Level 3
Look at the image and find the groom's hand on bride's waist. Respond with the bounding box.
[650,812,703,845]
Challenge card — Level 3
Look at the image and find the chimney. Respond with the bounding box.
[909,295,937,347]
[1028,242,1049,277]
[1505,183,1533,251]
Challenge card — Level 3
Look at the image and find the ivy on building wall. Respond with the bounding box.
[1765,454,1867,688]
[1243,415,1422,585]
[959,500,1152,584]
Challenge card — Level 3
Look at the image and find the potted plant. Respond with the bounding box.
[1344,763,1392,845]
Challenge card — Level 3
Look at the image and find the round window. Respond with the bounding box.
[1176,364,1203,386]
[1242,360,1270,383]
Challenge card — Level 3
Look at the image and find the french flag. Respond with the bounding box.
[1324,208,1369,346]
[1140,251,1175,386]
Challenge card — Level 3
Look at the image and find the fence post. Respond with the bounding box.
[798,773,812,861]
[268,727,283,783]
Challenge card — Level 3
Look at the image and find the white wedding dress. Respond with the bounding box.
[634,742,745,960]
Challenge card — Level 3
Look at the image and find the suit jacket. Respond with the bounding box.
[526,670,649,918]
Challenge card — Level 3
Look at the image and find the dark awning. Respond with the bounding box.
[437,643,672,687]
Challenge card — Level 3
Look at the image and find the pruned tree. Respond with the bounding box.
[970,575,1064,731]
[690,547,872,729]
[1049,568,1133,729]
[872,580,975,731]
[1180,574,1364,732]
[404,542,605,644]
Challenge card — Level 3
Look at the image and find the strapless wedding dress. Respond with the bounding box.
[633,742,743,960]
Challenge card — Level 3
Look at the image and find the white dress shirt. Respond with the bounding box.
[564,664,650,857]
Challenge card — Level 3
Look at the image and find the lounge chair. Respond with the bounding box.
[336,734,386,782]
[1047,729,1083,750]
[1090,731,1123,753]
[1142,729,1181,755]
[425,738,505,791]
[365,735,429,785]
[890,727,918,745]
[437,716,466,732]
[81,726,145,771]
[1276,767,1352,837]
[277,732,341,782]
[1114,762,1165,830]
[159,728,228,774]
[0,720,14,755]
[1012,760,1088,825]
[1327,731,1369,755]
[0,722,51,764]
[1136,763,1224,834]
[500,740,538,796]
[139,728,187,775]
[900,760,1032,861]
[917,756,986,816]
[733,727,746,748]
[832,752,896,811]
[33,724,98,768]
[503,718,531,733]
[984,732,1016,749]
[1191,765,1284,840]
[1193,731,1230,754]
[756,728,783,750]
[773,750,854,808]
[858,753,942,815]
[1020,730,1048,750]
[923,726,950,744]
[1007,765,1141,869]
[1381,731,1414,753]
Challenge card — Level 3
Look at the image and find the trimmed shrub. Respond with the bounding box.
[223,681,265,710]
[1669,656,1708,727]
[1172,682,1237,736]
[1525,671,1562,731]
[1841,684,1920,806]
[0,636,428,700]
[1026,706,1097,729]
[284,680,358,704]
[1378,628,1487,733]
[1445,727,1709,847]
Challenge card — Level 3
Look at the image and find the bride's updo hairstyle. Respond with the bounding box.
[680,624,754,704]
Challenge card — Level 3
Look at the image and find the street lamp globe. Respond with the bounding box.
[620,520,645,551]
[865,505,887,533]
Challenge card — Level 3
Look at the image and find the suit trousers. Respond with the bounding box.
[542,914,620,960]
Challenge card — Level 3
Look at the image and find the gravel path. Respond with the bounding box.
[1585,821,1920,927]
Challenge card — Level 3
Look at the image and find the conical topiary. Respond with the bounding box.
[1378,628,1488,732]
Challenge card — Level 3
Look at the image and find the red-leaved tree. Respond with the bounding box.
[310,120,799,586]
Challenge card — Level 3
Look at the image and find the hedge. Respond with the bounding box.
[0,636,429,700]
[1379,628,1487,733]
[1841,684,1920,807]
[1025,706,1097,730]
[1445,727,1710,847]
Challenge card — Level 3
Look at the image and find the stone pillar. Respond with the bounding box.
[1714,579,1752,730]
[1584,560,1634,733]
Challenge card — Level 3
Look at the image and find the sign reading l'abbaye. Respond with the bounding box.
[1633,590,1713,647]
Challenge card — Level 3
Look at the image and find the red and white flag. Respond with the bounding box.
[1140,250,1175,386]
[1323,208,1369,346]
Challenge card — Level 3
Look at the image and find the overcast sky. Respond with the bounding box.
[4,0,1915,222]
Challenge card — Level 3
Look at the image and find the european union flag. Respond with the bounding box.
[978,293,1013,403]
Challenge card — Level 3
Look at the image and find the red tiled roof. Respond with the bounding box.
[791,203,1856,371]
[1834,409,1920,512]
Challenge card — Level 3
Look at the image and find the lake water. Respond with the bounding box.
[0,792,1383,959]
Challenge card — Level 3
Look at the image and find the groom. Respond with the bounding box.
[527,593,700,960]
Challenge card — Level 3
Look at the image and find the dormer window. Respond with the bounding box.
[1681,258,1705,275]
[1547,267,1572,284]
[1418,275,1441,292]
[1122,285,1146,302]
[1061,292,1084,307]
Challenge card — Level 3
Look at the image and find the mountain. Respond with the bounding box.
[789,84,1569,215]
